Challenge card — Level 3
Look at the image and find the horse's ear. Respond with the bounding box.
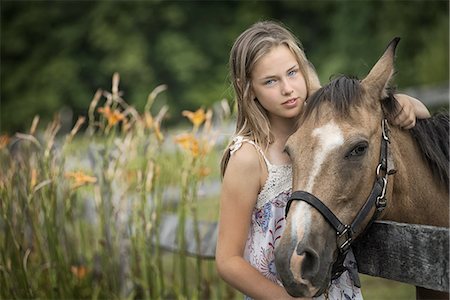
[361,37,400,99]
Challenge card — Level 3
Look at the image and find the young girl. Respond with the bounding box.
[215,21,430,300]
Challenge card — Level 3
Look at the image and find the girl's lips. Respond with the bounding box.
[282,97,298,107]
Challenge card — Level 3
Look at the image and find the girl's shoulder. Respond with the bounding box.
[224,136,265,177]
[223,140,263,193]
[227,140,261,173]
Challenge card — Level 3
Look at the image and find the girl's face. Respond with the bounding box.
[251,45,307,120]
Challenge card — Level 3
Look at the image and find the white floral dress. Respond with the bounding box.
[229,136,363,300]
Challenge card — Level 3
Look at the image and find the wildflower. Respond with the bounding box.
[154,121,164,143]
[66,116,86,143]
[30,169,37,190]
[182,108,206,128]
[199,138,215,156]
[71,265,88,280]
[121,118,132,133]
[65,171,97,189]
[0,135,10,150]
[29,115,40,135]
[198,166,211,178]
[112,72,120,95]
[126,170,136,184]
[144,111,154,129]
[174,133,199,157]
[204,108,213,133]
[98,106,125,127]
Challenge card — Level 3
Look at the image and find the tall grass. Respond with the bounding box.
[0,73,235,299]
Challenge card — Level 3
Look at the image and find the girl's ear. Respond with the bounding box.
[247,81,256,101]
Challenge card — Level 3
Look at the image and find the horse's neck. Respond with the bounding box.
[384,128,449,227]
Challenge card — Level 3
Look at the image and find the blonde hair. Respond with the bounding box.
[220,20,320,177]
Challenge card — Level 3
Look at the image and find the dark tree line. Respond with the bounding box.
[1,0,448,133]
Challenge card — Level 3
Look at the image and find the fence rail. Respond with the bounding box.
[157,215,449,292]
[352,220,449,292]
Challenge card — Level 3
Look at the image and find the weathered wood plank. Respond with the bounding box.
[353,221,449,292]
[157,214,217,259]
[157,216,449,292]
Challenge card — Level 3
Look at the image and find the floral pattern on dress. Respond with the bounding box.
[272,190,290,208]
[258,246,278,283]
[245,187,288,286]
[254,202,273,232]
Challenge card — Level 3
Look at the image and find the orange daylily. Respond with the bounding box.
[71,265,88,280]
[98,106,125,127]
[198,166,211,178]
[0,135,10,150]
[154,122,164,143]
[65,171,97,189]
[182,108,206,128]
[143,111,154,129]
[30,169,37,190]
[174,133,200,157]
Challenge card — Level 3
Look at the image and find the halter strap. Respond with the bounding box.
[286,177,385,252]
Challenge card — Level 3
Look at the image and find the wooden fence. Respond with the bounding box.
[157,215,449,292]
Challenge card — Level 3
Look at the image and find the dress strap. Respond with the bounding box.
[229,136,272,167]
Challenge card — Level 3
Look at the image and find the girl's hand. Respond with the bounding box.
[391,94,417,129]
[391,93,431,129]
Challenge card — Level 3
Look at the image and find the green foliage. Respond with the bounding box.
[1,1,448,133]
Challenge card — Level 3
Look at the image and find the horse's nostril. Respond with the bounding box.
[296,246,320,281]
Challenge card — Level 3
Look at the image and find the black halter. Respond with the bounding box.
[285,118,396,281]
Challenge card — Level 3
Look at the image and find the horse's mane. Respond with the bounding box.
[409,112,449,186]
[303,75,449,186]
[303,75,364,119]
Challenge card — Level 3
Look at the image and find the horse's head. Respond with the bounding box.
[275,38,400,297]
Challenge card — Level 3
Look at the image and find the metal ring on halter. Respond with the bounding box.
[376,163,383,177]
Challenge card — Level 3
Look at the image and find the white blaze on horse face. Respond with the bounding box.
[305,120,344,192]
[290,201,311,248]
[290,120,344,273]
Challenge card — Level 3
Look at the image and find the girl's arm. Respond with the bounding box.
[392,93,431,129]
[216,143,306,300]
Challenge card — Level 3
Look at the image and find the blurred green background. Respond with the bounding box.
[1,0,448,134]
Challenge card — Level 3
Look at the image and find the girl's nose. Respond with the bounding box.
[281,79,294,95]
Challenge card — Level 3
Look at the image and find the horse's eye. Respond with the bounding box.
[346,142,368,158]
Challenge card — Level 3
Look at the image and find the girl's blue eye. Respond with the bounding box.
[265,79,276,86]
[288,69,298,77]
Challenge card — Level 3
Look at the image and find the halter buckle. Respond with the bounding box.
[376,197,387,210]
[337,225,353,253]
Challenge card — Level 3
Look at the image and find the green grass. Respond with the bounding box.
[361,274,415,299]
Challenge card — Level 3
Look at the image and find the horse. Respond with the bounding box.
[274,38,449,300]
